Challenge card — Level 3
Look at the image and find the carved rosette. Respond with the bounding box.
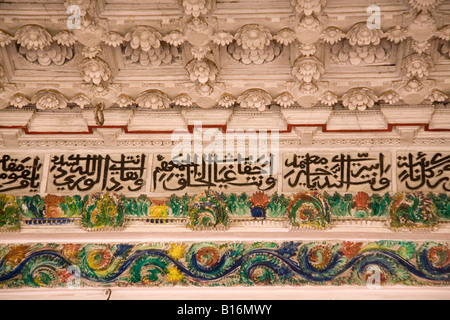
[78,57,112,85]
[275,92,295,108]
[292,56,324,83]
[290,0,326,16]
[342,88,378,111]
[31,90,68,110]
[123,26,179,66]
[319,91,339,107]
[217,93,236,108]
[380,90,402,105]
[15,25,75,66]
[0,30,14,47]
[9,93,30,109]
[115,94,134,108]
[70,93,92,109]
[237,89,272,111]
[136,90,171,110]
[186,58,218,84]
[228,24,282,65]
[181,0,211,17]
[402,53,433,78]
[408,0,444,11]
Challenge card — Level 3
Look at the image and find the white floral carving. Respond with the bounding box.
[236,24,272,51]
[53,31,77,47]
[320,91,338,106]
[70,93,91,109]
[275,92,295,108]
[237,89,272,111]
[15,25,74,66]
[427,89,448,103]
[102,32,124,47]
[273,28,297,46]
[181,0,210,17]
[342,88,378,111]
[290,0,326,15]
[436,25,450,41]
[136,90,171,109]
[81,46,102,58]
[124,26,179,66]
[211,30,234,46]
[9,93,30,108]
[116,94,134,108]
[299,82,318,95]
[331,40,391,65]
[380,90,401,105]
[173,93,193,107]
[32,90,68,110]
[191,45,211,60]
[405,78,424,92]
[0,30,14,47]
[408,0,443,11]
[292,56,324,83]
[217,93,236,108]
[347,22,383,46]
[15,25,52,50]
[195,83,214,96]
[383,26,409,44]
[163,30,186,47]
[321,27,345,45]
[79,57,112,85]
[298,43,316,56]
[412,41,431,54]
[186,58,218,84]
[402,53,432,78]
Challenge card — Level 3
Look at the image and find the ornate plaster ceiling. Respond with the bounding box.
[0,0,449,114]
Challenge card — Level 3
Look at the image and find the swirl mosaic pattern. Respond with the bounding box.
[0,241,449,288]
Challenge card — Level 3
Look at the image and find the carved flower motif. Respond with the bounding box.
[321,27,345,45]
[211,31,234,46]
[124,26,162,52]
[182,0,209,17]
[342,88,378,111]
[380,90,401,105]
[15,25,53,51]
[70,93,91,109]
[427,89,448,102]
[436,25,450,41]
[32,90,68,110]
[237,89,272,111]
[217,93,236,108]
[292,56,324,83]
[53,31,77,47]
[79,57,112,85]
[0,30,14,47]
[163,30,186,47]
[405,78,424,92]
[186,58,218,84]
[191,45,211,60]
[195,83,214,96]
[412,41,431,54]
[136,90,171,109]
[384,26,409,44]
[290,0,326,15]
[320,91,338,106]
[275,92,295,108]
[116,94,134,108]
[102,32,124,47]
[273,28,297,46]
[173,94,193,107]
[402,54,432,78]
[298,43,316,56]
[236,24,272,51]
[347,22,383,46]
[9,93,30,108]
[81,46,102,59]
[299,82,318,95]
[408,0,443,11]
[331,40,391,65]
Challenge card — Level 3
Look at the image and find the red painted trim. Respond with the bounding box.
[1,123,449,135]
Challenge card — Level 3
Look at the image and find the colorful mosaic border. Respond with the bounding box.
[0,241,448,288]
[1,191,449,232]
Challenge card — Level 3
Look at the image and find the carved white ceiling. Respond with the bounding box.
[0,0,449,113]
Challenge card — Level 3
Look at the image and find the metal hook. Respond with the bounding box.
[95,102,105,126]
